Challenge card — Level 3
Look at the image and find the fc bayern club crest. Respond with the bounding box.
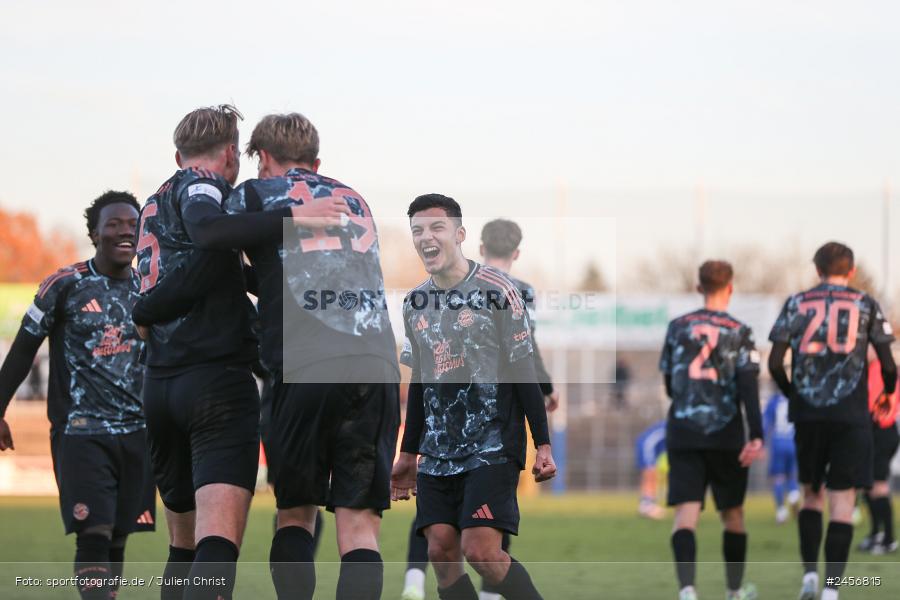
[73,503,90,521]
[457,308,475,327]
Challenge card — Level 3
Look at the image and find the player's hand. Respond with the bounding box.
[291,198,352,229]
[0,418,14,451]
[135,324,149,340]
[532,444,557,482]
[873,391,894,422]
[391,452,418,501]
[738,438,763,467]
[545,391,560,413]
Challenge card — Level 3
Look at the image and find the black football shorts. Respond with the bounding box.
[142,363,260,513]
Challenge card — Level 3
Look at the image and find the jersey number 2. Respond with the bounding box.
[689,324,720,381]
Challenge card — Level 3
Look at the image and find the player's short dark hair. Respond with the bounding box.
[407,194,462,225]
[813,241,854,276]
[481,219,522,259]
[84,190,140,242]
[698,260,733,294]
[174,104,243,158]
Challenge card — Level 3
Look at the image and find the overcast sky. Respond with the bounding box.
[2,1,899,295]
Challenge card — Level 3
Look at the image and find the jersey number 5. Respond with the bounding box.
[798,299,859,355]
[136,203,160,293]
[689,324,720,381]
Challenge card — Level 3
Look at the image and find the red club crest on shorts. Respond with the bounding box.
[457,309,475,328]
[73,503,90,521]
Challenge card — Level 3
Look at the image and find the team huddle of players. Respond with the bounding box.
[0,105,557,600]
[660,246,898,600]
[0,104,896,600]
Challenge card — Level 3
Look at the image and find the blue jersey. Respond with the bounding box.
[23,260,144,435]
[763,393,794,444]
[635,420,666,470]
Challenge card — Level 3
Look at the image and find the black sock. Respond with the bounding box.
[493,557,542,600]
[798,509,823,574]
[162,546,195,600]
[438,573,479,600]
[671,529,696,589]
[313,510,324,556]
[881,496,895,544]
[183,536,238,600]
[824,522,853,588]
[872,497,893,543]
[270,526,316,600]
[864,493,878,537]
[74,534,112,600]
[722,531,747,591]
[108,537,126,600]
[336,548,383,600]
[407,520,429,572]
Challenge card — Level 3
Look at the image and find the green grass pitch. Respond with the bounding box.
[0,493,897,599]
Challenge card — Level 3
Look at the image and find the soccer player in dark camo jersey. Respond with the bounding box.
[133,105,305,600]
[400,217,558,600]
[392,194,556,600]
[0,191,153,600]
[659,260,763,600]
[139,112,400,600]
[768,242,896,600]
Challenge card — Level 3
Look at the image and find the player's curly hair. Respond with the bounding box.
[814,241,854,276]
[698,260,733,294]
[481,219,522,259]
[407,194,462,226]
[84,190,140,243]
[174,104,243,158]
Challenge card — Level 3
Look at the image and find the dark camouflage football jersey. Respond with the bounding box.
[136,168,256,370]
[769,284,895,424]
[223,167,398,377]
[659,309,760,449]
[23,260,144,435]
[400,261,534,476]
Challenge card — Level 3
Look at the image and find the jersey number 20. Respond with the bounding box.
[798,299,859,355]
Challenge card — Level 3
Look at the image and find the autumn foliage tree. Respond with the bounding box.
[0,206,80,283]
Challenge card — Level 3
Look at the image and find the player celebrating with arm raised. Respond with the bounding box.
[392,194,556,600]
[768,242,896,600]
[0,191,152,600]
[660,260,763,600]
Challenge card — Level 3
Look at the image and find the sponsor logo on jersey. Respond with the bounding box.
[433,339,464,377]
[81,299,102,313]
[93,325,132,357]
[415,314,429,331]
